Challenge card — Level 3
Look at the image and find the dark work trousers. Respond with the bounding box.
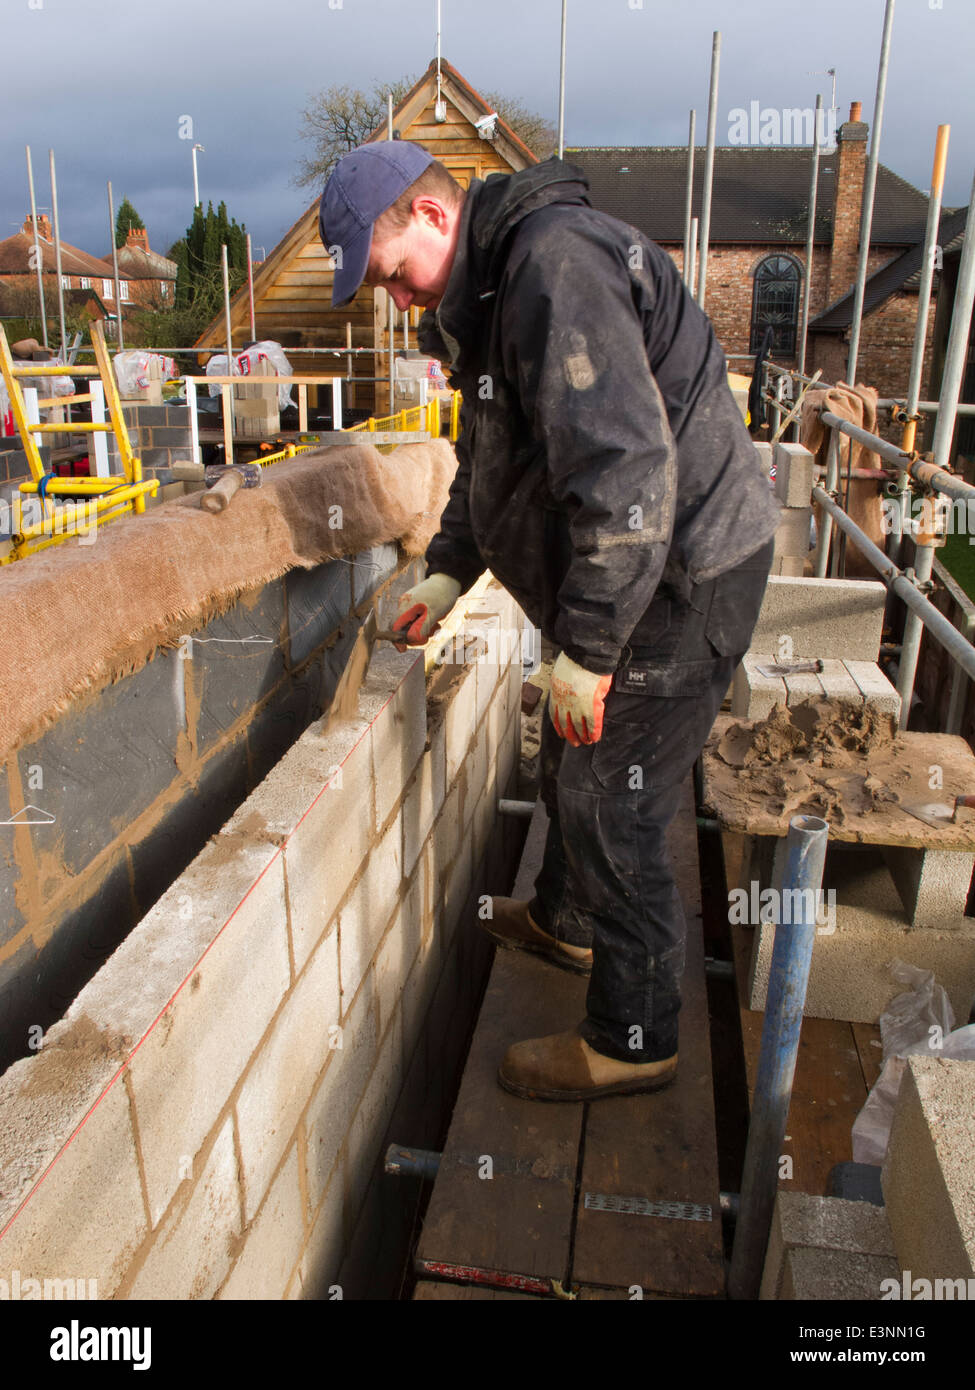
[528,537,775,1062]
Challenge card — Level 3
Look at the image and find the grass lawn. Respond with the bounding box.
[938,529,975,601]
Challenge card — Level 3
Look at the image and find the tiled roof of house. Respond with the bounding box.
[102,244,178,281]
[0,232,115,279]
[564,146,930,247]
[810,205,968,331]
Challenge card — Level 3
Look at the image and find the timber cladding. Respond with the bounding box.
[0,578,528,1299]
[194,58,536,415]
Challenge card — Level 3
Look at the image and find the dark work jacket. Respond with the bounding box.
[419,158,780,676]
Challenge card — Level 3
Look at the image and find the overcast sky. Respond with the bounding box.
[4,0,972,263]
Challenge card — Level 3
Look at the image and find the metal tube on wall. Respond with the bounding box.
[728,815,829,1301]
[930,167,975,474]
[797,95,823,380]
[107,181,124,351]
[25,146,48,350]
[846,0,896,381]
[683,109,696,289]
[49,150,67,356]
[696,31,721,310]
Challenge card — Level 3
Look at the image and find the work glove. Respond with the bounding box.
[392,572,462,647]
[548,652,613,747]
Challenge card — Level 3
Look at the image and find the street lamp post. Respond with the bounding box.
[191,144,205,209]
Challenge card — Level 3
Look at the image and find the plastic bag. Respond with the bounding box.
[113,350,177,396]
[206,342,294,410]
[851,960,969,1166]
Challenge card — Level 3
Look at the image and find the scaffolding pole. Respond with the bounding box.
[696,31,720,310]
[107,181,124,351]
[683,110,696,290]
[796,95,823,382]
[892,123,950,564]
[846,0,896,381]
[49,150,67,357]
[25,146,48,351]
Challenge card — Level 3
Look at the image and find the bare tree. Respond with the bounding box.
[293,78,418,189]
[293,76,557,189]
[482,92,557,159]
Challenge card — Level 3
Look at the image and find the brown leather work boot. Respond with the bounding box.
[498,1028,678,1102]
[480,897,592,975]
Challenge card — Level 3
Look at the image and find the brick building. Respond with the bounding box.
[0,216,176,341]
[568,101,966,408]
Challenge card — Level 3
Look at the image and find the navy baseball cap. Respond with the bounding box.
[320,141,435,307]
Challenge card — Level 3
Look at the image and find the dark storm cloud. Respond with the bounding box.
[2,0,972,266]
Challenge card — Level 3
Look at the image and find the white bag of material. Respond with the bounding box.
[113,350,177,396]
[207,342,294,410]
[851,960,969,1166]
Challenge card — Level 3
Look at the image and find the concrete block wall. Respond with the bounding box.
[0,578,528,1300]
[0,542,416,1080]
[108,404,193,483]
[882,1055,975,1286]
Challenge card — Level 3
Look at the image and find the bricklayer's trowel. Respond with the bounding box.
[325,610,412,725]
[901,794,975,830]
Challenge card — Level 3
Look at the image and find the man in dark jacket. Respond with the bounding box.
[321,140,780,1101]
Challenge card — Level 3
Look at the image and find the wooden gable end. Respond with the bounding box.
[195,60,537,413]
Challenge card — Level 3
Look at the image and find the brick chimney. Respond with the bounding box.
[827,101,869,303]
[22,212,52,241]
[125,227,150,252]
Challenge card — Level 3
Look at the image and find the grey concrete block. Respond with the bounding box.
[285,561,351,669]
[882,1055,975,1284]
[235,928,341,1221]
[0,763,27,945]
[218,1144,304,1299]
[780,1247,900,1300]
[844,661,901,720]
[0,1070,147,1299]
[21,851,136,1060]
[359,644,426,832]
[747,842,975,1022]
[305,971,379,1213]
[773,505,813,561]
[278,717,374,974]
[819,658,864,705]
[730,655,787,719]
[753,441,774,483]
[883,846,975,929]
[749,575,886,662]
[15,647,184,878]
[774,442,816,508]
[783,667,824,706]
[188,580,287,753]
[353,544,400,607]
[128,731,250,920]
[129,1117,241,1299]
[149,427,192,447]
[761,1191,897,1300]
[125,844,291,1226]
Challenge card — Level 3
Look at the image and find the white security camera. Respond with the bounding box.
[475,113,499,140]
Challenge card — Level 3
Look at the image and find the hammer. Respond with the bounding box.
[200,461,262,513]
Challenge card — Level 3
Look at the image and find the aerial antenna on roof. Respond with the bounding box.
[807,66,837,144]
[557,0,567,158]
[434,0,446,122]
